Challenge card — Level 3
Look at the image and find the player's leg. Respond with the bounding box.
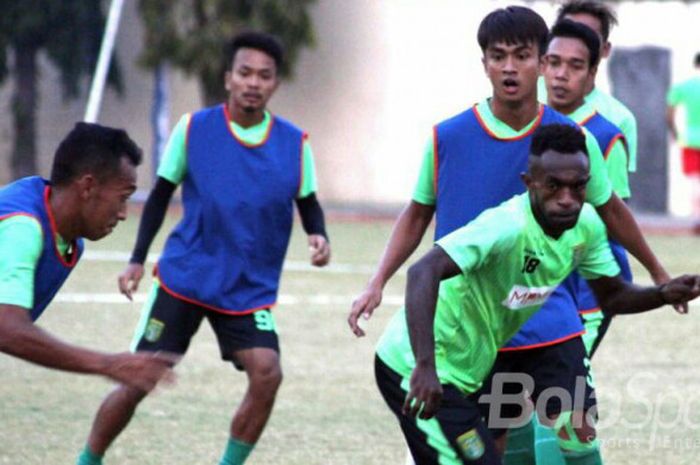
[477,351,542,465]
[213,308,281,465]
[76,282,203,465]
[533,338,601,465]
[375,356,501,465]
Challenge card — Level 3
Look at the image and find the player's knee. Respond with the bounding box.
[248,360,283,394]
[554,411,598,452]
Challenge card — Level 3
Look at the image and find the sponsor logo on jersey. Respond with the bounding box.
[456,428,485,460]
[502,284,556,310]
[144,318,165,342]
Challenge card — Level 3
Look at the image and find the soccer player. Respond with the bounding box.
[667,52,700,216]
[0,122,174,392]
[556,1,639,175]
[76,32,331,465]
[348,5,668,465]
[375,123,700,465]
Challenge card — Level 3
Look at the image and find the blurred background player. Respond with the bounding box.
[556,0,639,178]
[76,31,330,465]
[374,123,700,465]
[0,122,174,398]
[666,52,700,217]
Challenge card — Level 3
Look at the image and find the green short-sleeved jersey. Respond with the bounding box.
[0,215,70,309]
[376,193,620,394]
[158,111,318,197]
[585,87,638,173]
[412,100,613,208]
[667,76,700,148]
[570,103,631,199]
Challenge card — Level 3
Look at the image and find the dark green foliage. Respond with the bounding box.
[138,0,316,105]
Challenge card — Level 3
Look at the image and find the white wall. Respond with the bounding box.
[0,0,697,215]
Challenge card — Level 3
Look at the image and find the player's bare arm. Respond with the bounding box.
[594,193,681,308]
[0,304,175,392]
[402,246,460,420]
[349,201,434,337]
[587,273,700,314]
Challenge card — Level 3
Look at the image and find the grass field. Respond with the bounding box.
[1,209,699,464]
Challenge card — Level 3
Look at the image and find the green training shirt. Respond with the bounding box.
[667,76,700,148]
[570,102,631,199]
[376,193,620,394]
[159,110,318,197]
[0,215,70,309]
[585,87,638,173]
[412,100,613,207]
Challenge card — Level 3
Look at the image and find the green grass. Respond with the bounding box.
[1,211,699,464]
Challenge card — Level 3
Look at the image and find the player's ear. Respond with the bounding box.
[521,172,532,189]
[75,173,98,200]
[602,41,612,59]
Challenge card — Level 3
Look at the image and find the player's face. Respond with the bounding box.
[225,48,279,114]
[563,13,611,59]
[543,37,596,115]
[80,156,137,241]
[482,41,541,105]
[525,150,590,236]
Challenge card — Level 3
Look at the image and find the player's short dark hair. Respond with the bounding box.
[556,0,618,42]
[530,124,588,158]
[548,19,601,68]
[477,6,549,56]
[694,52,700,67]
[50,122,142,187]
[225,31,285,71]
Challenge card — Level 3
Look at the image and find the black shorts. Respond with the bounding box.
[132,283,279,370]
[375,356,501,465]
[476,336,595,438]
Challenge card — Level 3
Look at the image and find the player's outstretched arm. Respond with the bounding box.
[587,274,700,315]
[349,201,435,337]
[0,304,176,392]
[594,194,683,310]
[403,246,460,420]
[118,177,177,300]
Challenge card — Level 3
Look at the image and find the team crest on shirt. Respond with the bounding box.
[502,285,556,310]
[456,428,485,460]
[572,243,585,266]
[144,318,165,342]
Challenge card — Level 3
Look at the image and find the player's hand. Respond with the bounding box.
[403,363,442,420]
[660,275,700,308]
[349,282,383,337]
[308,234,330,267]
[102,351,179,393]
[118,263,145,301]
[651,267,688,314]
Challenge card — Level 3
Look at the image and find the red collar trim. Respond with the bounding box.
[222,104,274,148]
[44,186,79,268]
[473,103,544,141]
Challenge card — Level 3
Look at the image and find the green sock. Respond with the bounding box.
[533,417,566,465]
[562,448,603,465]
[219,437,254,465]
[503,416,535,465]
[76,445,103,465]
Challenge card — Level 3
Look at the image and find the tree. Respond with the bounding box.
[0,1,122,179]
[138,0,316,106]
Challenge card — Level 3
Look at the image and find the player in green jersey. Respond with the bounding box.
[667,52,700,217]
[556,0,639,174]
[375,124,700,465]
